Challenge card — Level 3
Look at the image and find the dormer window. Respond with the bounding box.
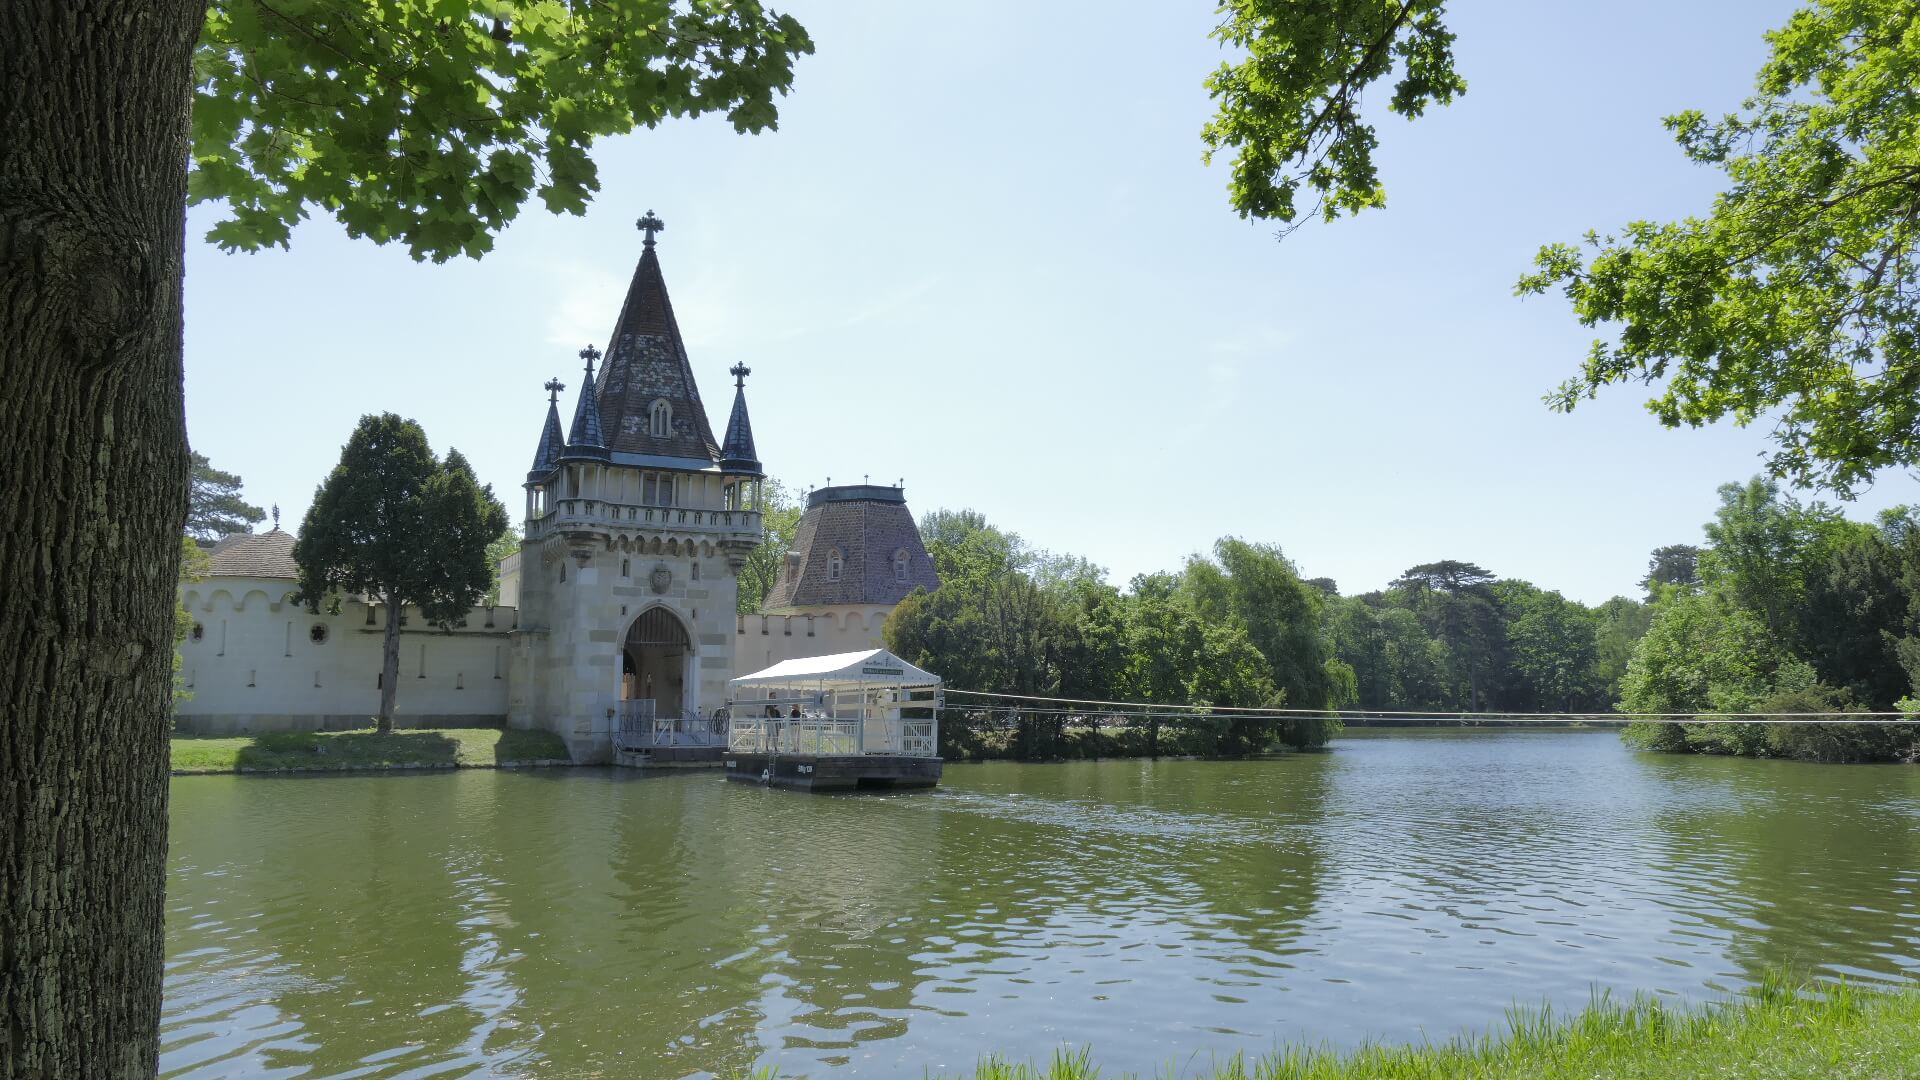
[827,548,843,582]
[649,399,672,438]
[893,549,910,582]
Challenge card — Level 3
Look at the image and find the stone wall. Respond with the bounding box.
[510,538,739,763]
[732,605,893,676]
[175,576,516,733]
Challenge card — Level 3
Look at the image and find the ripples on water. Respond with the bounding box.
[161,730,1920,1078]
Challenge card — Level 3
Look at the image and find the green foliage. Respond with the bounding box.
[1591,596,1653,705]
[1698,478,1860,638]
[1619,476,1920,761]
[1518,0,1920,493]
[1328,598,1454,711]
[483,525,519,606]
[736,480,803,614]
[296,415,507,624]
[1203,0,1464,228]
[169,725,568,773]
[191,0,813,262]
[186,450,265,543]
[887,513,1345,760]
[732,976,1920,1080]
[1183,538,1338,712]
[1501,584,1600,712]
[1639,544,1702,598]
[1621,594,1796,718]
[293,414,509,727]
[1391,560,1507,710]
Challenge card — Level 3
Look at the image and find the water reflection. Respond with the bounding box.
[162,732,1920,1079]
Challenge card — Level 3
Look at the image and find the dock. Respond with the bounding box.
[723,648,944,792]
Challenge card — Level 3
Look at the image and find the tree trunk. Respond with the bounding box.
[1,3,203,1076]
[379,596,401,732]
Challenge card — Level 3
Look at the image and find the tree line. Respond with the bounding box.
[881,511,1348,760]
[879,510,1665,761]
[1619,479,1920,763]
[884,479,1920,765]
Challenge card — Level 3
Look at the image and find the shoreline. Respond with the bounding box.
[171,758,575,777]
[735,977,1920,1079]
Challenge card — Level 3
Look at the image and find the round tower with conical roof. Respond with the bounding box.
[734,483,942,675]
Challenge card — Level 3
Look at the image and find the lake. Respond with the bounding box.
[161,729,1920,1078]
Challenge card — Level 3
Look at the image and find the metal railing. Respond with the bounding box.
[727,713,936,758]
[617,701,727,748]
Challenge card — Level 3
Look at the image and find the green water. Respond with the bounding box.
[161,730,1920,1078]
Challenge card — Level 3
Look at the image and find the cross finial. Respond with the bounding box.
[730,362,751,389]
[579,344,601,376]
[544,377,566,404]
[637,210,665,247]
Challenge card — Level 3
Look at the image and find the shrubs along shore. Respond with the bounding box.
[169,726,571,774]
[734,976,1920,1079]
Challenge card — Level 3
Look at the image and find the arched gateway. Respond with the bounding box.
[622,606,691,719]
[504,213,766,762]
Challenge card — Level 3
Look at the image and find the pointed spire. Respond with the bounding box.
[560,346,610,461]
[527,376,567,481]
[720,362,760,475]
[594,211,722,462]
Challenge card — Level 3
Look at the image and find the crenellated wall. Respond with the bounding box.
[731,605,894,675]
[174,575,517,733]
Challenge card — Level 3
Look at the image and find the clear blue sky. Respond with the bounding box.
[183,0,1914,607]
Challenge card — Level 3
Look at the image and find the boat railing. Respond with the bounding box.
[727,710,937,758]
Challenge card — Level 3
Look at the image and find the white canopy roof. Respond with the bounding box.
[729,648,942,693]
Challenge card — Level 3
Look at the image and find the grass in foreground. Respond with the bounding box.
[733,976,1920,1079]
[170,726,570,773]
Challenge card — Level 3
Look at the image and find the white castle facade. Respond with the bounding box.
[175,217,940,761]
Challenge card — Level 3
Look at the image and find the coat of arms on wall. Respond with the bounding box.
[649,565,672,594]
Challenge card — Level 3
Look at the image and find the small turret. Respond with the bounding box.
[559,345,610,461]
[527,377,566,482]
[719,362,761,475]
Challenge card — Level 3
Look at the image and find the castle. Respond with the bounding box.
[175,215,939,761]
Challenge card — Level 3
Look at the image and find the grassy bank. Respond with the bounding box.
[739,978,1920,1079]
[170,726,571,774]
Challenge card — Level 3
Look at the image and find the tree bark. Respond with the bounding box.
[1,2,203,1076]
[379,596,402,732]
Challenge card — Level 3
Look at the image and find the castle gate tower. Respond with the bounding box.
[508,212,765,760]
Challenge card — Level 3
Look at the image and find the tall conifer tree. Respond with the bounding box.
[186,451,265,543]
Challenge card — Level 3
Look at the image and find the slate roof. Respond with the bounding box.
[594,236,720,463]
[528,399,565,480]
[764,486,942,609]
[561,351,610,460]
[719,379,759,474]
[206,528,297,579]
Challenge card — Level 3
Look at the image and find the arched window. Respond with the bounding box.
[649,399,672,438]
[893,549,910,582]
[827,548,843,582]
